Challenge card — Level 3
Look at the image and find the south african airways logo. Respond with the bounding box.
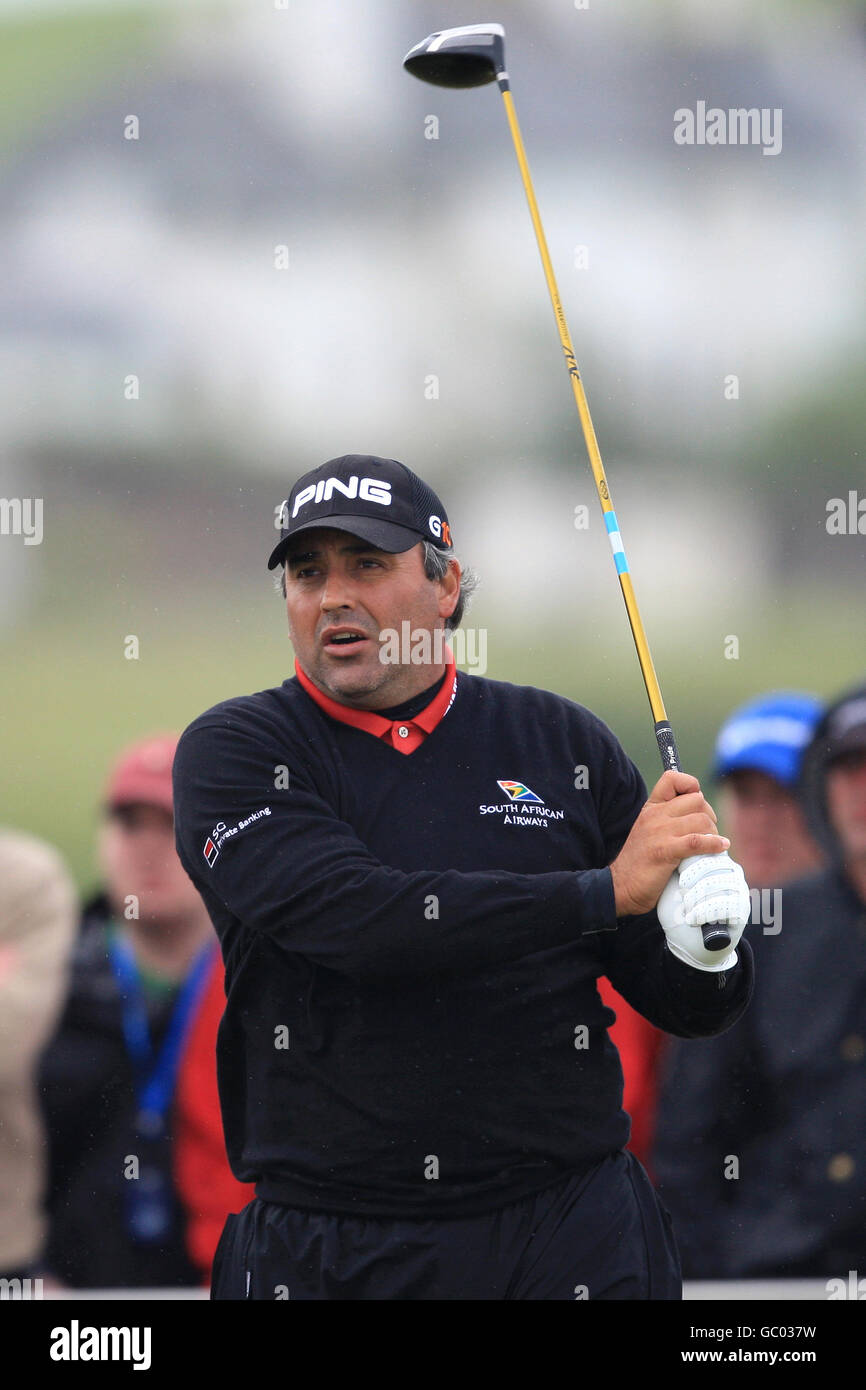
[481,780,564,828]
[497,780,543,803]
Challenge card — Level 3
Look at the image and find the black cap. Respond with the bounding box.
[798,680,866,862]
[823,687,866,764]
[267,455,453,570]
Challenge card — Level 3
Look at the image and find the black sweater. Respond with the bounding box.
[172,668,753,1218]
[653,866,866,1278]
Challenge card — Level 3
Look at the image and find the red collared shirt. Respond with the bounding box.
[294,649,458,754]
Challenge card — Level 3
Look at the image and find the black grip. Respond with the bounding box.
[654,720,681,774]
[653,721,732,954]
[701,920,734,953]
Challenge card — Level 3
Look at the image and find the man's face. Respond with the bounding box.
[826,748,866,863]
[718,769,822,889]
[98,803,204,928]
[284,527,460,708]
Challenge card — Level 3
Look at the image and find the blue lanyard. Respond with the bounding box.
[108,933,216,1129]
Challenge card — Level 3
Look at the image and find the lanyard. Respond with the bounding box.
[108,933,216,1130]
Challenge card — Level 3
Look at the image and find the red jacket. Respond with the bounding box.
[174,953,255,1279]
[597,977,664,1175]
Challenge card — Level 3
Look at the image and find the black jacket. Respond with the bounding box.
[653,684,866,1278]
[37,897,202,1288]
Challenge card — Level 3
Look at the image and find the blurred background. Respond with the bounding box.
[2,0,864,889]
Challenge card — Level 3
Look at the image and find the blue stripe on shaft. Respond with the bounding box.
[603,511,629,574]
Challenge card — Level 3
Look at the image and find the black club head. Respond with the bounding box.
[403,23,506,90]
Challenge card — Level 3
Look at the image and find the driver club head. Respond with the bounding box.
[403,23,506,89]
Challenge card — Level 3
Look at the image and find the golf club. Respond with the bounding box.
[404,23,731,952]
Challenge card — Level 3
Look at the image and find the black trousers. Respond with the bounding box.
[210,1150,681,1301]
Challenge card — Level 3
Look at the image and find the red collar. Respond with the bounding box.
[294,648,458,754]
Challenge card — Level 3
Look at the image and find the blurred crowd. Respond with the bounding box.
[1,678,865,1292]
[617,680,866,1281]
[1,734,252,1293]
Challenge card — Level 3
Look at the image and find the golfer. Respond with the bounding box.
[172,453,753,1301]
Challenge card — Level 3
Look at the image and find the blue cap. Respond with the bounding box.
[713,691,824,788]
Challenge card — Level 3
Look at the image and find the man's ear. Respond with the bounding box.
[437,559,461,620]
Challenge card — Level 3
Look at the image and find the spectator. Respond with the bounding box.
[174,951,256,1278]
[38,734,252,1289]
[0,832,76,1290]
[595,982,663,1172]
[712,691,824,889]
[601,692,822,1176]
[651,686,866,1280]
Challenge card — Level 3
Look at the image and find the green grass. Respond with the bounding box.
[0,4,172,152]
[3,600,284,893]
[4,578,861,890]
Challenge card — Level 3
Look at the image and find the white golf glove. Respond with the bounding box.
[657,853,751,972]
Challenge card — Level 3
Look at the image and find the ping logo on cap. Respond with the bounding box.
[291,476,392,520]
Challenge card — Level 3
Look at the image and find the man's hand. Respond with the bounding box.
[657,853,751,971]
[608,770,729,917]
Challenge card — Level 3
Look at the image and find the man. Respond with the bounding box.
[653,684,866,1280]
[38,734,252,1288]
[712,691,824,890]
[0,831,76,1289]
[606,693,823,1179]
[172,453,753,1301]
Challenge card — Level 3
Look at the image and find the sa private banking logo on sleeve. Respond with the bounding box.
[203,807,272,866]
